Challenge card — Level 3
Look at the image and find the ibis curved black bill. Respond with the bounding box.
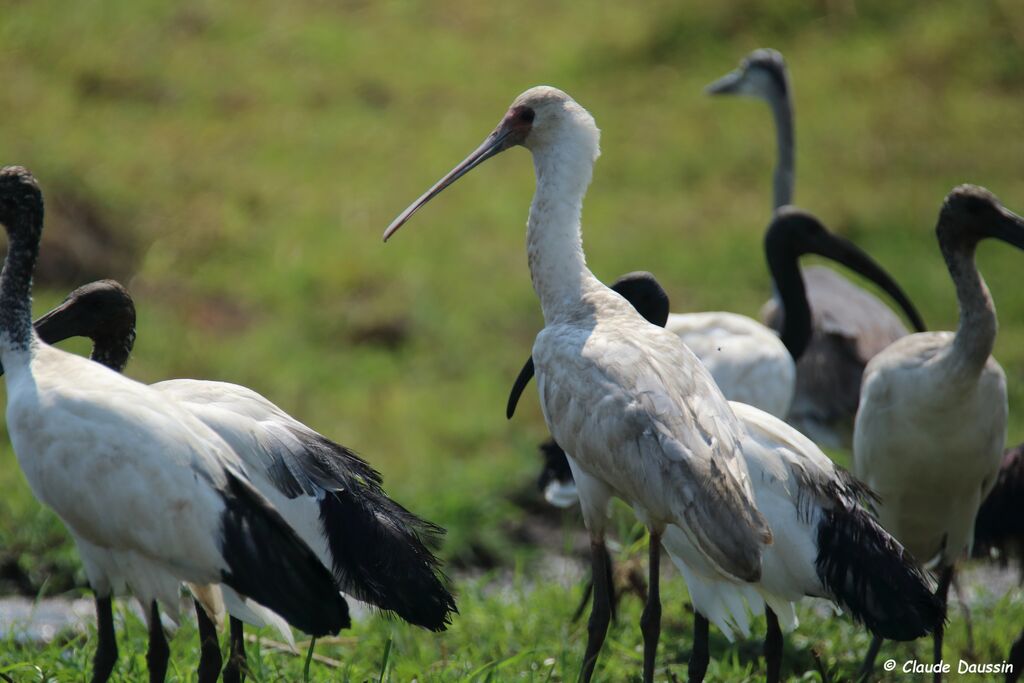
[810,231,926,333]
[506,272,671,419]
[32,297,83,348]
[766,210,928,334]
[988,203,1024,251]
[383,129,513,242]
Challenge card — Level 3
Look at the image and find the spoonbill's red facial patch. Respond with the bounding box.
[505,105,535,132]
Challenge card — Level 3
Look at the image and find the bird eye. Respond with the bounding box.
[519,108,535,124]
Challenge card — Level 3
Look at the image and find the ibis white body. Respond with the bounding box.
[665,312,795,419]
[854,332,1006,564]
[853,186,1019,567]
[5,343,260,623]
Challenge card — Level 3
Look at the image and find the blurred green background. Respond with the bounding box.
[1,0,1023,680]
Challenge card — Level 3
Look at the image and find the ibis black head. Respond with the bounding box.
[0,166,43,242]
[765,207,926,339]
[506,271,671,419]
[608,271,670,328]
[938,184,1024,252]
[33,279,137,372]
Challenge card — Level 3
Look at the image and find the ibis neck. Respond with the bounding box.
[939,234,996,377]
[767,85,795,209]
[91,330,135,373]
[0,222,40,353]
[766,249,811,360]
[525,141,602,324]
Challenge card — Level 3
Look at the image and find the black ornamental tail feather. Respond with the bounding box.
[816,500,943,641]
[320,485,457,631]
[219,471,350,637]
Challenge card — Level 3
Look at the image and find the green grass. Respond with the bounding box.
[1,0,1024,679]
[1,565,1023,681]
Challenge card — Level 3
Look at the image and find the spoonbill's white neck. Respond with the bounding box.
[939,236,996,379]
[525,126,603,324]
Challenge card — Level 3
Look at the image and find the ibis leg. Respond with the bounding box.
[579,539,612,683]
[1007,627,1024,683]
[194,599,222,683]
[146,601,169,683]
[952,573,975,657]
[859,634,884,682]
[765,607,783,683]
[689,613,710,683]
[223,616,247,683]
[91,594,118,683]
[640,531,662,683]
[933,565,954,683]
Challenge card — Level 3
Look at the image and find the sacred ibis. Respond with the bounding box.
[22,279,457,682]
[509,272,941,682]
[853,185,1023,681]
[0,167,348,683]
[709,48,927,449]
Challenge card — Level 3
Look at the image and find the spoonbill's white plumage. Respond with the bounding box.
[710,48,927,449]
[0,167,348,683]
[853,185,1023,680]
[25,279,457,683]
[385,86,772,683]
[511,208,924,516]
[508,272,941,683]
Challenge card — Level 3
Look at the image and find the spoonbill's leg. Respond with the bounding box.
[90,594,118,683]
[688,613,710,683]
[194,599,223,683]
[765,607,783,683]
[579,538,612,683]
[571,546,618,624]
[568,462,613,683]
[640,530,663,683]
[146,601,169,683]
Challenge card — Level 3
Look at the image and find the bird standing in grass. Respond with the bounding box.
[854,185,1024,682]
[509,269,941,682]
[709,48,927,449]
[21,278,458,682]
[0,166,348,683]
[512,209,924,508]
[384,86,774,682]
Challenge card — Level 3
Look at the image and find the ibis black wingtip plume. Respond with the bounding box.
[816,501,943,641]
[219,471,350,637]
[320,485,457,631]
